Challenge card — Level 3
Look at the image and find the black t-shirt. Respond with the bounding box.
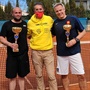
[51,15,85,56]
[0,20,28,56]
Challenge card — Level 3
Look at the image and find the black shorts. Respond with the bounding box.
[6,51,30,78]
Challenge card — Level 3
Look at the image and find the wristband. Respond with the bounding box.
[75,38,80,42]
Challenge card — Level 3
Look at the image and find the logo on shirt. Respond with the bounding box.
[36,23,47,26]
[36,29,41,34]
[55,23,58,26]
[23,25,26,27]
[56,68,59,72]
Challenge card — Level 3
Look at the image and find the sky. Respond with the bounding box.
[0,0,28,11]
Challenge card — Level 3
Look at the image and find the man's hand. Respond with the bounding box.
[66,38,77,47]
[9,43,18,50]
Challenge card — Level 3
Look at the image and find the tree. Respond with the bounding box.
[79,0,86,17]
[43,0,55,17]
[26,0,34,18]
[65,2,70,15]
[16,0,19,7]
[26,0,35,18]
[86,10,90,19]
[0,6,6,20]
[62,0,65,5]
[69,0,77,15]
[26,0,55,18]
[76,6,81,17]
[5,1,13,20]
[56,0,60,3]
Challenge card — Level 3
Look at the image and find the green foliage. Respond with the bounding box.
[16,0,19,7]
[76,6,81,17]
[69,0,86,18]
[56,0,60,3]
[43,0,55,17]
[0,0,88,20]
[86,10,90,19]
[69,0,77,15]
[5,1,13,20]
[26,0,55,19]
[62,0,65,5]
[65,3,70,15]
[25,0,87,19]
[0,7,6,20]
[79,0,86,17]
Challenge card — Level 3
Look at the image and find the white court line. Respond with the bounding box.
[45,81,90,89]
[0,41,90,47]
[53,41,90,45]
[80,41,90,44]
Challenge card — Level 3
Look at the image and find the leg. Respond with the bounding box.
[32,50,45,90]
[18,77,25,90]
[69,53,87,90]
[56,56,69,90]
[77,75,87,90]
[44,50,58,90]
[61,75,69,90]
[9,78,16,90]
[6,55,17,90]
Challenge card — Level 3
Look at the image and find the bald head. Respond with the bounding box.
[12,7,22,13]
[12,7,22,22]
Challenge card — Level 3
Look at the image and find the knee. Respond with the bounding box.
[10,78,16,81]
[48,74,56,81]
[36,73,43,78]
[35,70,43,78]
[77,75,86,81]
[61,75,68,79]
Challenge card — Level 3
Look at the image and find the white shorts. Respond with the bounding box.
[56,53,85,75]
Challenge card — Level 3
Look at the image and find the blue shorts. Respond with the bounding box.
[6,51,30,78]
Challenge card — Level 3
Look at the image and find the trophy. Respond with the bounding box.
[63,21,71,44]
[12,27,22,52]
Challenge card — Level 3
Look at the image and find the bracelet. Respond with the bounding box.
[75,38,80,43]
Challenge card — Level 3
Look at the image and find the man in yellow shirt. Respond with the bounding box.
[27,2,57,90]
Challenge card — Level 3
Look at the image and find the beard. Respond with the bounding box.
[13,17,22,22]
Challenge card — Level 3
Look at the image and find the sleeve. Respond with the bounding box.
[0,22,7,37]
[51,22,56,36]
[27,21,32,37]
[74,16,85,32]
[49,16,54,27]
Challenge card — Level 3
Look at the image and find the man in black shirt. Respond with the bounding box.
[0,7,30,90]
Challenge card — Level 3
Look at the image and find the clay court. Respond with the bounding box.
[0,31,90,90]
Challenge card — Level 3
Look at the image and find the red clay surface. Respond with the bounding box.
[0,31,90,90]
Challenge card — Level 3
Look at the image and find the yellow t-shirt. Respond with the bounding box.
[27,14,54,50]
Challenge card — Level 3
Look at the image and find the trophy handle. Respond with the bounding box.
[13,34,19,52]
[65,31,70,43]
[67,37,69,43]
[14,34,19,43]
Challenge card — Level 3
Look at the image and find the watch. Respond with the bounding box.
[75,38,80,42]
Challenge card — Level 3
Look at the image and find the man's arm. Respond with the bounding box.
[0,36,18,49]
[75,30,86,40]
[66,30,86,47]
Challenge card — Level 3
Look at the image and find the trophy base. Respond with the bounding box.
[66,43,68,46]
[66,42,69,47]
[13,48,19,52]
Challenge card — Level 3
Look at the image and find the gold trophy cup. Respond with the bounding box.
[63,21,71,44]
[12,27,22,52]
